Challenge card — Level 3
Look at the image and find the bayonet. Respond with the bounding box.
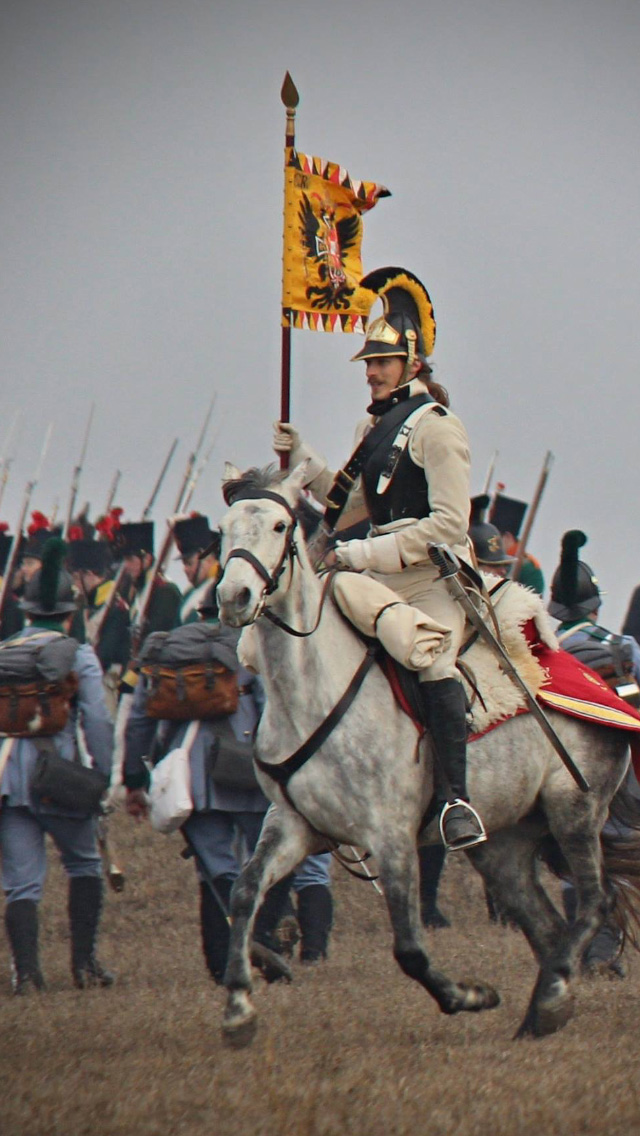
[103,470,122,517]
[428,543,590,793]
[142,438,178,521]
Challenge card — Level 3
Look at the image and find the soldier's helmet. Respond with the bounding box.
[21,537,77,617]
[469,495,514,567]
[548,530,601,621]
[351,267,436,368]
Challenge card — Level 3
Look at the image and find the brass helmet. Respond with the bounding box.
[351,267,436,378]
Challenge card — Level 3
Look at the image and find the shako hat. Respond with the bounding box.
[469,495,514,566]
[115,522,154,559]
[351,266,436,366]
[21,537,78,617]
[174,515,219,560]
[66,538,111,576]
[489,493,528,540]
[23,512,63,561]
[548,530,601,621]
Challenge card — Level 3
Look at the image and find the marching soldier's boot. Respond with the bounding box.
[253,874,294,955]
[5,900,45,994]
[418,845,450,928]
[420,679,487,852]
[297,884,333,963]
[68,877,115,989]
[199,876,232,985]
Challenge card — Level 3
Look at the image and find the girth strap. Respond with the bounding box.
[255,643,380,788]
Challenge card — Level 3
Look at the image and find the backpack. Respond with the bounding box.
[0,631,79,737]
[557,623,640,706]
[139,622,240,722]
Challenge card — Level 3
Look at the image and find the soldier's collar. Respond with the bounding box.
[367,381,415,417]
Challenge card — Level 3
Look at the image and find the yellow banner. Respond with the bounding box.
[282,149,390,332]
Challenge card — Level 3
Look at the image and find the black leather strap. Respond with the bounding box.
[255,644,380,787]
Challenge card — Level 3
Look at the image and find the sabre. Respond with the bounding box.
[428,543,590,793]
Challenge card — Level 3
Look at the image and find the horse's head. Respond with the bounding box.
[216,461,310,627]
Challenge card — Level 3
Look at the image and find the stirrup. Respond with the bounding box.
[439,799,487,852]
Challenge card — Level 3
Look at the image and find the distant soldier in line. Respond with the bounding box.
[490,493,545,595]
[117,521,182,642]
[14,513,86,644]
[67,538,131,718]
[0,540,115,993]
[173,514,221,625]
[0,525,24,640]
[548,529,640,977]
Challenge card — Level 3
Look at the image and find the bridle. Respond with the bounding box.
[220,488,330,637]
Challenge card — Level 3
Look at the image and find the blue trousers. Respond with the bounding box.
[0,806,102,903]
[182,810,332,888]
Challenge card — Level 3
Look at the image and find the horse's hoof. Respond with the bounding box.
[222,1009,258,1049]
[514,991,574,1040]
[441,981,500,1015]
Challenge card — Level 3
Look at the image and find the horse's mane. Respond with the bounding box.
[222,465,285,506]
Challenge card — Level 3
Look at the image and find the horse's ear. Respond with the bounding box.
[223,461,243,483]
[282,459,310,503]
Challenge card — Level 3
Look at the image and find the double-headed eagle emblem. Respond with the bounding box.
[298,192,360,310]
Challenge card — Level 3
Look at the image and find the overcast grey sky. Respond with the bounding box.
[2,0,639,624]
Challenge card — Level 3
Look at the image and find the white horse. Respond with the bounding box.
[216,464,640,1046]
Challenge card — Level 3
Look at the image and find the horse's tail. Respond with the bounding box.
[601,782,640,951]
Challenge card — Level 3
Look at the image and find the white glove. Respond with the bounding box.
[273,421,301,454]
[334,533,403,574]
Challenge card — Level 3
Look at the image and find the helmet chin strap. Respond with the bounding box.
[400,328,417,385]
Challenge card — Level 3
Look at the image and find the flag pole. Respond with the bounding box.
[280,72,299,470]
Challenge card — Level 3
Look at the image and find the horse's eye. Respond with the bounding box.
[274,521,287,534]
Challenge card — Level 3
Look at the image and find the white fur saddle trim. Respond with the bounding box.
[460,575,558,735]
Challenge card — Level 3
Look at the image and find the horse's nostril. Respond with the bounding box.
[238,587,251,608]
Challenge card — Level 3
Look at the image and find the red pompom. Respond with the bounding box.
[68,525,85,541]
[0,521,9,534]
[27,510,51,536]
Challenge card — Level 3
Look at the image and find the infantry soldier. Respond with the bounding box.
[489,493,545,595]
[66,537,131,717]
[0,539,114,993]
[469,494,515,577]
[0,525,24,640]
[173,514,221,625]
[548,529,640,976]
[117,520,182,643]
[274,265,486,851]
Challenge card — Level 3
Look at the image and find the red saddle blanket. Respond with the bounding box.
[474,621,640,779]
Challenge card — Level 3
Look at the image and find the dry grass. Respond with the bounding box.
[1,810,639,1136]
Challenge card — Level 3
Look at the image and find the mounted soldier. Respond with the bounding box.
[273,265,486,851]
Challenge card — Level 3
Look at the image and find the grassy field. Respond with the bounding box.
[1,808,638,1136]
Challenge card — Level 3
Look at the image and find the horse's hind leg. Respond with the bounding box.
[375,836,500,1017]
[467,824,575,1039]
[222,805,320,1048]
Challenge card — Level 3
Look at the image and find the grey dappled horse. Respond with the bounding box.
[216,464,640,1046]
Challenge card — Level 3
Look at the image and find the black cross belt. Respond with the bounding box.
[324,394,430,531]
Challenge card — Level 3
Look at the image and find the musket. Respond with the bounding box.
[0,422,54,627]
[511,451,554,583]
[141,438,178,521]
[64,403,95,538]
[103,470,122,517]
[428,543,590,792]
[90,439,179,649]
[129,409,215,657]
[181,433,218,513]
[482,450,499,497]
[0,411,20,516]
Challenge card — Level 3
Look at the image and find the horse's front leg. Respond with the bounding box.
[376,835,500,1018]
[223,803,321,1047]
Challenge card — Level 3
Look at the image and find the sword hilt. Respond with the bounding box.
[428,543,461,579]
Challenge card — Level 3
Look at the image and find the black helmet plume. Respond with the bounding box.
[21,537,77,617]
[548,530,601,621]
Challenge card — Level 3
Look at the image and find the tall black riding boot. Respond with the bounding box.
[420,679,487,852]
[5,900,45,994]
[68,877,115,989]
[297,884,333,963]
[418,845,450,929]
[200,876,233,984]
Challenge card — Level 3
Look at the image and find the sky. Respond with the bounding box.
[1,0,640,625]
